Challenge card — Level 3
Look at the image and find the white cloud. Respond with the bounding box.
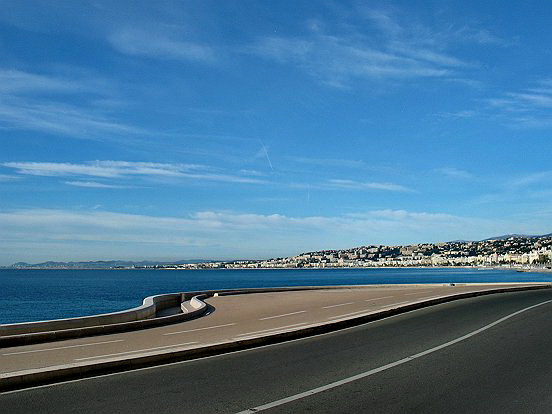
[0,68,144,139]
[0,97,144,139]
[436,167,474,179]
[439,110,478,119]
[2,161,267,185]
[249,8,491,87]
[64,181,126,189]
[326,179,412,192]
[510,171,552,187]
[289,156,374,170]
[239,169,265,176]
[3,161,186,178]
[182,172,266,184]
[0,174,20,182]
[487,79,552,128]
[0,69,91,94]
[346,209,461,223]
[251,35,452,87]
[451,27,508,46]
[0,208,542,264]
[109,29,215,62]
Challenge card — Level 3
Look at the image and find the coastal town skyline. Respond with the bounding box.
[6,234,552,270]
[2,1,552,264]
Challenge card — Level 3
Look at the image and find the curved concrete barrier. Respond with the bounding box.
[0,293,209,348]
[0,293,185,336]
[181,294,208,313]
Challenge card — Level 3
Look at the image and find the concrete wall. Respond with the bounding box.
[0,292,185,336]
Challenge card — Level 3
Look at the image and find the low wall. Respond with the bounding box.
[0,292,185,336]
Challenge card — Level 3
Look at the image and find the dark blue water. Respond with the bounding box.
[1,268,550,324]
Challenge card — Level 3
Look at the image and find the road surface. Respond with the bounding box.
[0,284,525,374]
[1,288,551,413]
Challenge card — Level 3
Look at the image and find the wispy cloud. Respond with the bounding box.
[0,174,20,182]
[436,167,474,179]
[487,79,552,128]
[2,161,267,185]
[0,97,144,138]
[362,8,507,47]
[326,179,413,192]
[0,69,101,94]
[251,34,452,87]
[0,207,540,264]
[239,169,265,177]
[346,209,458,222]
[510,170,552,187]
[64,181,127,189]
[0,68,144,139]
[249,8,492,87]
[109,29,215,63]
[2,161,196,178]
[449,26,508,46]
[438,110,478,119]
[289,156,375,170]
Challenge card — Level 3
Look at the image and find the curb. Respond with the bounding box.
[1,284,550,392]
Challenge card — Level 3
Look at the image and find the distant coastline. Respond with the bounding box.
[4,234,551,272]
[3,265,551,274]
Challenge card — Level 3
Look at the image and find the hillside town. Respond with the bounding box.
[156,235,552,270]
[7,235,552,271]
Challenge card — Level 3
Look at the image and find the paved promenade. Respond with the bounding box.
[0,283,545,376]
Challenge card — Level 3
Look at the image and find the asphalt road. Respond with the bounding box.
[2,289,552,413]
[3,284,520,374]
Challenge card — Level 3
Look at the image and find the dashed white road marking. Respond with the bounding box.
[259,311,306,320]
[74,342,199,361]
[364,296,393,302]
[2,340,125,356]
[163,323,236,336]
[322,302,355,309]
[235,299,552,413]
[404,291,433,296]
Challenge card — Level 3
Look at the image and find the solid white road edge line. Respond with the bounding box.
[258,311,306,320]
[385,300,411,307]
[2,340,125,356]
[235,323,308,337]
[404,291,433,296]
[326,309,375,320]
[74,342,199,361]
[235,299,552,414]
[163,323,237,336]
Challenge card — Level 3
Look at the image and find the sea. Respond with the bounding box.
[1,267,551,324]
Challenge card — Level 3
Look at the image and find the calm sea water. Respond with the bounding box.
[1,268,550,324]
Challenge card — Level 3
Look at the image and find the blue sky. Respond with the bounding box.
[1,0,551,264]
